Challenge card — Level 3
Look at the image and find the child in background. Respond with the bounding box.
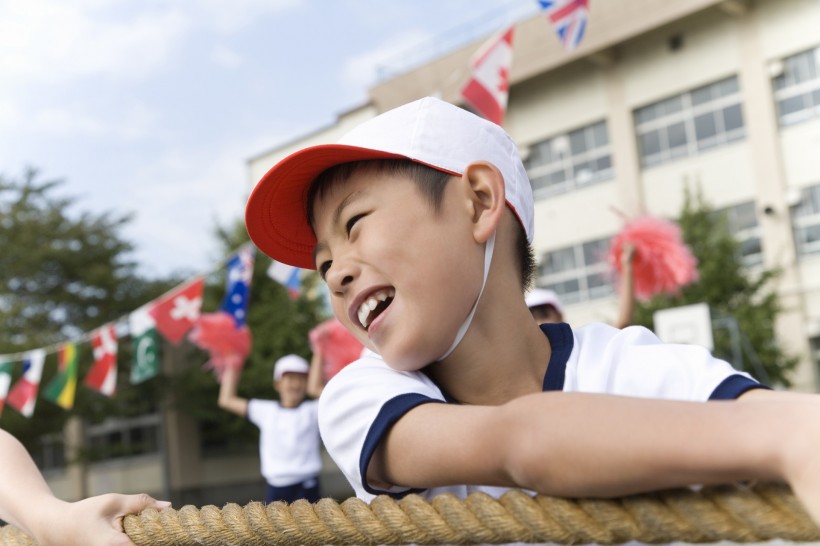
[528,243,635,327]
[0,428,169,546]
[245,96,820,524]
[218,354,324,503]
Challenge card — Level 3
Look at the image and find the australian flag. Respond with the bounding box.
[537,0,589,51]
[221,244,255,327]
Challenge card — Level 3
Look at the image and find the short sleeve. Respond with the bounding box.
[568,323,766,401]
[318,353,445,500]
[246,398,277,427]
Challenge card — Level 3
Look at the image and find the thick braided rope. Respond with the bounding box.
[1,483,818,545]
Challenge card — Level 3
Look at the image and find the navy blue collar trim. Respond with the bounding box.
[430,322,574,401]
[541,322,573,391]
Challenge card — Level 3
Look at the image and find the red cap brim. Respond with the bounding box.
[245,144,406,269]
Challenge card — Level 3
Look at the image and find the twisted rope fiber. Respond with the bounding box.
[1,483,818,545]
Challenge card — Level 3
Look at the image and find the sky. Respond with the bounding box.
[0,0,538,279]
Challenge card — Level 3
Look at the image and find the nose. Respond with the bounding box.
[325,254,358,295]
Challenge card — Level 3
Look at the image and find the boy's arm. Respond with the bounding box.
[217,366,249,417]
[306,349,325,399]
[372,391,813,505]
[0,429,169,546]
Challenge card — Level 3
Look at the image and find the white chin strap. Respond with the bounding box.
[437,232,496,361]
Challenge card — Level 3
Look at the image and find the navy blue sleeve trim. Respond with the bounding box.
[541,323,574,391]
[359,393,443,498]
[709,375,771,400]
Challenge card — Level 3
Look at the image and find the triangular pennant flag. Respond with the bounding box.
[43,342,79,410]
[149,277,205,344]
[0,360,13,417]
[130,305,161,384]
[83,324,118,397]
[537,0,589,51]
[221,244,255,327]
[7,349,46,418]
[267,261,301,300]
[460,26,515,126]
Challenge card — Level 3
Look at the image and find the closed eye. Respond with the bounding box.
[346,213,365,235]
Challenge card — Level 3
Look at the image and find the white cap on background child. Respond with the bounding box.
[245,96,535,269]
[525,288,564,315]
[273,354,309,381]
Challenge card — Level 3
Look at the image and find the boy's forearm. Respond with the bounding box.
[501,392,789,497]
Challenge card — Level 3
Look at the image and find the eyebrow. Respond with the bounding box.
[311,190,364,264]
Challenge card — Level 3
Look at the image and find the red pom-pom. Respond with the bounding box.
[609,216,698,301]
[309,318,365,381]
[188,311,252,378]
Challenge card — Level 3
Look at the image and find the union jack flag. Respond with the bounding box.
[537,0,589,51]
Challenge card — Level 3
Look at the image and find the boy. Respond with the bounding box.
[245,97,820,524]
[218,354,324,503]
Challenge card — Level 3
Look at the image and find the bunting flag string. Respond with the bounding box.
[0,241,303,420]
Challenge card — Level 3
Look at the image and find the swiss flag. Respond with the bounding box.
[149,277,205,344]
[460,26,515,126]
[84,324,118,397]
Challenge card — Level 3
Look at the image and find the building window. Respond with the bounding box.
[537,237,613,304]
[634,76,745,167]
[721,201,763,267]
[524,120,613,199]
[792,184,820,257]
[33,433,66,471]
[772,46,820,126]
[86,414,160,461]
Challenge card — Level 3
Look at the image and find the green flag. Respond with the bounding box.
[130,306,160,384]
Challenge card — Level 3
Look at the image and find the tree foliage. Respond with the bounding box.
[632,187,799,386]
[0,168,176,449]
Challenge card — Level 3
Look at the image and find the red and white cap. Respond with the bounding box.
[245,96,535,269]
[273,354,309,381]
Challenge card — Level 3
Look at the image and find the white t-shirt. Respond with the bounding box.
[318,322,765,502]
[247,398,322,487]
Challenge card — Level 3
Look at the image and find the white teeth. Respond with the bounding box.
[356,289,394,328]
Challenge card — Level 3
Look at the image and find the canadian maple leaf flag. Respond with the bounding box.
[84,324,118,397]
[149,276,205,344]
[460,25,515,126]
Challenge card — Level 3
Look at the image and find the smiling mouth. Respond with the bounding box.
[357,288,395,329]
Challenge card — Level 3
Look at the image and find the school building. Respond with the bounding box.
[248,0,820,392]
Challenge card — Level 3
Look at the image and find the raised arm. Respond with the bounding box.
[306,349,326,399]
[0,429,169,546]
[613,243,636,329]
[370,390,820,525]
[217,365,249,417]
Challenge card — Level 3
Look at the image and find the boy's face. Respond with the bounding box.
[275,372,307,407]
[311,169,485,372]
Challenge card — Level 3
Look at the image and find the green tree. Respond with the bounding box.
[632,188,799,386]
[0,168,174,450]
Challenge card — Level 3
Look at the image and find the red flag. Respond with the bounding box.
[460,26,515,126]
[149,277,205,344]
[84,324,118,397]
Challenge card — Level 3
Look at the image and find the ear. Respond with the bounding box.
[461,161,506,244]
